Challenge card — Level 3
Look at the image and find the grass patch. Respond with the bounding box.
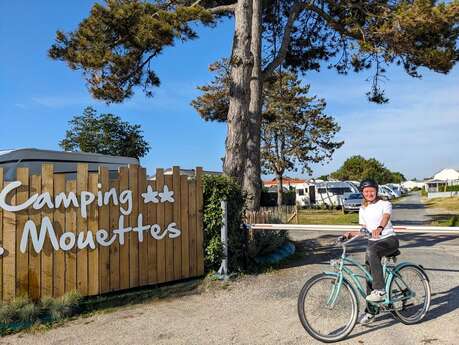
[297,209,359,225]
[431,215,459,227]
[0,291,82,336]
[425,197,459,212]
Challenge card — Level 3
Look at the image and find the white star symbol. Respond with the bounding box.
[141,185,159,204]
[159,185,174,203]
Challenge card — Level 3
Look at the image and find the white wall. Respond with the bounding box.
[434,169,459,181]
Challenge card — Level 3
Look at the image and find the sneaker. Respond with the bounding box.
[366,289,386,303]
[358,313,376,325]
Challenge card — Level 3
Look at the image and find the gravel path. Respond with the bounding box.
[3,232,459,345]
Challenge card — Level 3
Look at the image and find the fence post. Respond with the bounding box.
[216,200,229,279]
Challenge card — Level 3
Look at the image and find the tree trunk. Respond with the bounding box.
[276,173,284,207]
[243,0,262,210]
[223,0,253,185]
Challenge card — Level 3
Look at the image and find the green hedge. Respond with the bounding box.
[202,175,289,273]
[202,174,247,272]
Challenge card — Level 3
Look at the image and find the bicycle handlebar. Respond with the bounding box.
[335,227,371,246]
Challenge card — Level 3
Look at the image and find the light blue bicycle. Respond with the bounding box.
[297,228,431,343]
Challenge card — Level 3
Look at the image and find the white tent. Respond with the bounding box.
[0,148,138,180]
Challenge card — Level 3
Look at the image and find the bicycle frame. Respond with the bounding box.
[324,235,415,308]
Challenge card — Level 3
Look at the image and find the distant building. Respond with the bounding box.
[425,168,459,192]
[401,180,427,191]
[433,168,459,181]
[0,148,138,180]
[263,176,306,189]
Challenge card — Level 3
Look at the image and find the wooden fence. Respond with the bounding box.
[0,164,204,302]
[245,205,298,224]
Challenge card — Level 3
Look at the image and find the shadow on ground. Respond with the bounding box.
[281,233,459,270]
[346,284,459,340]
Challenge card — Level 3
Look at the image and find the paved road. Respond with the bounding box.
[3,195,458,345]
[391,192,430,225]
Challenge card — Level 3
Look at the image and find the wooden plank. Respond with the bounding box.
[0,169,3,301]
[118,167,130,290]
[3,181,16,301]
[87,173,99,296]
[172,167,182,280]
[29,175,41,300]
[109,179,120,291]
[98,167,110,294]
[53,173,66,297]
[76,163,88,295]
[156,169,166,283]
[180,175,189,279]
[128,165,139,288]
[188,179,197,277]
[138,167,149,286]
[65,179,77,293]
[195,167,204,276]
[41,164,54,297]
[165,175,174,282]
[16,168,29,296]
[147,180,157,285]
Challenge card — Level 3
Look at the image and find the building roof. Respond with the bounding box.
[0,148,138,180]
[149,168,221,179]
[263,176,306,186]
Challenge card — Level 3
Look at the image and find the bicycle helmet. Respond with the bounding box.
[359,179,378,191]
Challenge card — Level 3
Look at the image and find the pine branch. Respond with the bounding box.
[262,0,363,79]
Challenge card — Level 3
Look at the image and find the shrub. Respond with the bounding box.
[202,174,246,272]
[247,216,288,258]
[0,291,82,326]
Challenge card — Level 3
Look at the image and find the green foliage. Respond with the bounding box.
[261,71,343,177]
[247,217,288,258]
[265,0,459,103]
[60,106,150,158]
[330,155,405,184]
[0,291,82,327]
[446,185,459,192]
[391,172,407,183]
[50,1,459,105]
[49,0,216,102]
[202,174,247,272]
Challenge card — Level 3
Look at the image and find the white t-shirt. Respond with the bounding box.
[359,199,395,241]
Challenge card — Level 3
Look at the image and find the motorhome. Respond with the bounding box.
[296,180,359,207]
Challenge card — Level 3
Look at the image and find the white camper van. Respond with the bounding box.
[295,180,359,207]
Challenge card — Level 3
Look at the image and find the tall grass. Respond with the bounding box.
[0,291,81,326]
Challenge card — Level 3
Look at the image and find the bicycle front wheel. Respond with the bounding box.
[389,265,431,324]
[298,273,358,343]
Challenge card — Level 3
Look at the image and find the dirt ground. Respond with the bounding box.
[2,230,459,345]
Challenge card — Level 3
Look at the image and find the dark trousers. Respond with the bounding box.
[365,236,399,315]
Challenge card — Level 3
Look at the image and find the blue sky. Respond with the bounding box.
[1,1,458,180]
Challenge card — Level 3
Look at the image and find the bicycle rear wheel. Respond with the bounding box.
[298,273,358,343]
[389,265,431,324]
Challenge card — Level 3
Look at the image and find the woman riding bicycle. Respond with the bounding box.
[344,179,400,325]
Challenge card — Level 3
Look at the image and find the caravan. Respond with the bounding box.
[295,181,359,208]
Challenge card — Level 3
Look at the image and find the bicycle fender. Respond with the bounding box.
[392,262,429,281]
[385,262,429,293]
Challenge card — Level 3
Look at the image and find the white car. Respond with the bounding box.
[378,185,393,200]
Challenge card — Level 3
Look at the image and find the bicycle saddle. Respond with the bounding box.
[384,249,401,259]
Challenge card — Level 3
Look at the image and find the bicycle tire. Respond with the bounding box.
[389,265,431,324]
[298,273,359,343]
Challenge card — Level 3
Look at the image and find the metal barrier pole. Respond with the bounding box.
[216,200,229,279]
[249,223,459,234]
